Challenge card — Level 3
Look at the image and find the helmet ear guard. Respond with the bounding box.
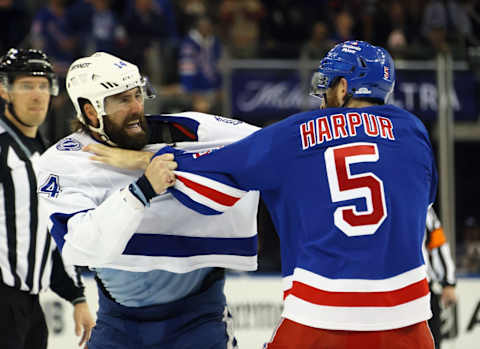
[310,41,395,105]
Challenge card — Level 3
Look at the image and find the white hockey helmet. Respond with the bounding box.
[66,52,155,144]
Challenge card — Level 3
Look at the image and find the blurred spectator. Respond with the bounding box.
[421,0,451,57]
[378,1,413,58]
[0,0,31,55]
[261,0,325,58]
[468,0,480,36]
[151,0,179,43]
[122,0,173,77]
[89,0,126,54]
[64,0,125,58]
[331,10,355,44]
[176,0,211,37]
[455,0,480,47]
[125,0,180,47]
[387,30,408,57]
[31,0,76,142]
[63,0,92,57]
[458,216,480,274]
[178,16,222,114]
[357,0,378,44]
[300,21,334,61]
[420,0,469,59]
[323,0,377,43]
[218,0,265,58]
[31,0,74,78]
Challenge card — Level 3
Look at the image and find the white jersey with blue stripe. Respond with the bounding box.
[36,112,260,274]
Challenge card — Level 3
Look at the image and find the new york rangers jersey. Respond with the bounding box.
[36,112,260,273]
[162,104,438,331]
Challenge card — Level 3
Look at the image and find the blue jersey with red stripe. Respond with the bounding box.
[162,104,438,331]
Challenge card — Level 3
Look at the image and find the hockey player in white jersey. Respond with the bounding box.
[36,52,260,349]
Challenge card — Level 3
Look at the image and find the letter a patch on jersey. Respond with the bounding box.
[39,174,61,198]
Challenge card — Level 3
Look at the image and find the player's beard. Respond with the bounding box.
[103,112,150,150]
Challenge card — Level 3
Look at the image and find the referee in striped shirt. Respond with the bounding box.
[0,48,94,349]
[425,206,457,349]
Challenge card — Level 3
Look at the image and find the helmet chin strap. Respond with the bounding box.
[98,132,118,147]
[341,93,353,108]
[321,93,328,109]
[85,116,119,147]
[8,102,34,127]
[7,92,54,129]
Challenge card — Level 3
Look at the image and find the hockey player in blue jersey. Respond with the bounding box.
[157,41,438,348]
[37,52,260,349]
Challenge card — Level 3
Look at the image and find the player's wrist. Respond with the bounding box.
[71,296,87,306]
[129,175,157,207]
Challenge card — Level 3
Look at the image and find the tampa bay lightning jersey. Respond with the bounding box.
[162,104,438,331]
[37,112,260,275]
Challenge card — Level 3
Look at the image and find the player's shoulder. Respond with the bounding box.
[375,104,429,134]
[358,104,418,121]
[150,112,260,137]
[151,111,247,124]
[39,132,94,173]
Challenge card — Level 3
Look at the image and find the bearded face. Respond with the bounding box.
[103,111,150,150]
[102,87,150,150]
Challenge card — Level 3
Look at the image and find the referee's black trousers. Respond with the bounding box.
[0,283,48,349]
[428,288,442,349]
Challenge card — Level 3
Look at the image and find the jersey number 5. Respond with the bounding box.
[325,142,387,236]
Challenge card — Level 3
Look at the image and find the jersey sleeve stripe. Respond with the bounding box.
[176,175,240,207]
[175,172,245,207]
[49,209,92,252]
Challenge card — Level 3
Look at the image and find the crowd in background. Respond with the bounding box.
[3,0,480,273]
[4,1,480,98]
[2,0,480,119]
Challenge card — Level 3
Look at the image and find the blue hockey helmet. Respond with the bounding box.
[310,40,395,104]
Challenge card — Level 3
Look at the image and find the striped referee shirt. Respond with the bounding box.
[0,109,84,303]
[425,206,456,287]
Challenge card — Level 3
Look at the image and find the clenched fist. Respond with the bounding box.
[144,153,178,194]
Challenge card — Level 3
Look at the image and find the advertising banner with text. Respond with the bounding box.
[230,69,478,123]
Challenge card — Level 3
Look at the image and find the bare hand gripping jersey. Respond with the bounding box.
[161,104,438,331]
[36,112,260,273]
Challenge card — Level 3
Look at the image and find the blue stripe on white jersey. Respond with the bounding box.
[49,210,92,251]
[124,233,257,257]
